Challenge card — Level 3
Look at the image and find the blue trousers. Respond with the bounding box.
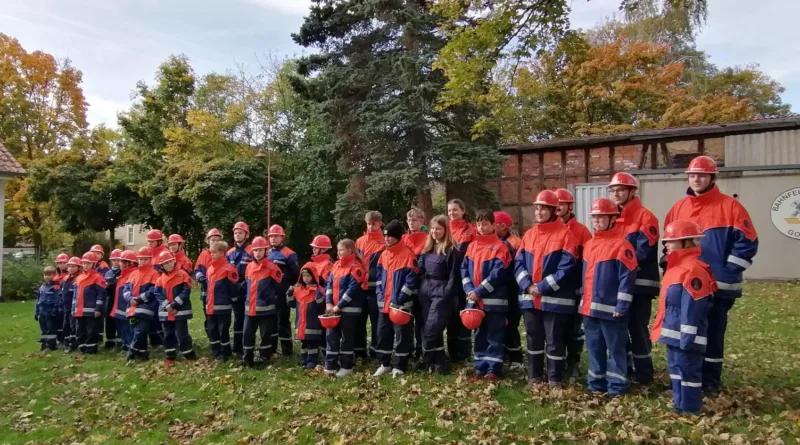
[325,314,357,371]
[38,315,59,350]
[116,319,132,351]
[62,307,76,350]
[667,346,703,413]
[566,313,584,367]
[232,298,245,354]
[300,339,321,368]
[703,298,735,390]
[474,312,506,376]
[504,293,523,364]
[626,295,654,382]
[448,295,472,361]
[420,293,451,369]
[585,316,629,395]
[130,318,152,359]
[359,289,378,358]
[376,312,413,371]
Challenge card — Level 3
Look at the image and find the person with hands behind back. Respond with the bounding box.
[154,251,197,366]
[651,220,715,415]
[580,198,638,398]
[461,210,513,381]
[324,239,367,378]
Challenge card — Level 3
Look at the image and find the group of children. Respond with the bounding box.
[35,155,757,415]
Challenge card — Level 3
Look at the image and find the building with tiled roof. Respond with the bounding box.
[0,141,26,299]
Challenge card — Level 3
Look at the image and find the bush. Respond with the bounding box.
[2,257,44,302]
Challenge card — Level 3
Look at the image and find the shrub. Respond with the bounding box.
[2,257,45,302]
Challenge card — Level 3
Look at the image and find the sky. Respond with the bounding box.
[1,0,798,128]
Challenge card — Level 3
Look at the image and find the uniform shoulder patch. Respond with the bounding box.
[649,226,658,236]
[691,277,702,291]
[624,249,634,260]
[743,219,751,229]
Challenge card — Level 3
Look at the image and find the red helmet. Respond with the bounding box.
[146,229,163,242]
[663,220,704,242]
[590,198,620,215]
[233,221,250,234]
[67,256,82,267]
[156,251,176,265]
[121,250,138,263]
[110,249,123,260]
[318,314,341,329]
[609,172,639,189]
[251,236,269,249]
[533,190,559,207]
[81,252,98,263]
[555,188,574,204]
[268,224,285,237]
[137,246,153,258]
[460,307,485,330]
[206,228,222,239]
[389,307,413,326]
[310,235,332,250]
[685,155,717,174]
[493,211,513,227]
[167,234,184,244]
[90,244,104,255]
[55,253,70,263]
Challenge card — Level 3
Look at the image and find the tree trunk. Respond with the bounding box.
[108,226,116,253]
[31,207,42,258]
[416,184,433,220]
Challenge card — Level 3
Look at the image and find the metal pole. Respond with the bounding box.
[267,147,272,229]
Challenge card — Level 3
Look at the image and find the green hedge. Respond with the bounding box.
[2,257,45,302]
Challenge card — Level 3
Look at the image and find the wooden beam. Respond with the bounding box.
[698,138,705,154]
[517,154,523,226]
[560,149,568,188]
[538,152,545,191]
[650,143,658,169]
[609,145,616,178]
[583,148,590,182]
[638,143,649,169]
[659,142,673,168]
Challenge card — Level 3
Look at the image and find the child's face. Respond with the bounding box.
[384,235,400,247]
[147,240,160,249]
[162,260,175,272]
[211,250,224,260]
[534,205,553,224]
[168,243,180,254]
[253,248,266,261]
[268,234,283,247]
[111,259,122,268]
[81,262,94,272]
[591,215,612,232]
[447,203,464,221]
[406,217,422,233]
[476,220,494,236]
[138,257,152,267]
[233,229,247,243]
[664,240,684,254]
[56,261,66,270]
[44,273,56,282]
[493,222,508,237]
[312,247,326,257]
[365,219,382,233]
[67,265,80,274]
[337,245,352,259]
[302,271,314,285]
[207,236,221,246]
[430,222,445,242]
[556,202,571,218]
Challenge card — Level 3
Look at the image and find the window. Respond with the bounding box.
[127,226,134,246]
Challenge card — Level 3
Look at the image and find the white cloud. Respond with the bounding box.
[85,95,127,129]
[244,0,312,16]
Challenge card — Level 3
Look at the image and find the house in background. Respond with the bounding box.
[114,223,149,251]
[0,142,27,298]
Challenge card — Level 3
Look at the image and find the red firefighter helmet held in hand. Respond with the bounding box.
[146,229,164,242]
[55,253,70,263]
[157,251,176,265]
[460,307,485,330]
[90,244,105,255]
[318,314,341,329]
[590,198,620,215]
[233,221,250,234]
[555,188,574,203]
[81,252,98,263]
[67,256,82,266]
[310,235,332,249]
[110,249,123,260]
[121,250,138,263]
[609,172,639,189]
[663,220,705,242]
[251,236,269,249]
[268,224,285,237]
[685,155,718,174]
[389,306,413,326]
[167,234,184,244]
[206,228,222,239]
[533,190,559,207]
[137,247,153,258]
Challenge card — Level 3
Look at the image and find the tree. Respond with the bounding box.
[432,0,708,112]
[292,0,504,227]
[0,33,88,254]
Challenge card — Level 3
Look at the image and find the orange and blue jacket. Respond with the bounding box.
[450,219,476,254]
[376,242,419,313]
[227,243,253,301]
[124,265,160,320]
[580,229,638,320]
[665,185,758,298]
[95,260,110,279]
[514,221,580,313]
[194,248,212,302]
[110,267,136,320]
[500,232,523,298]
[151,244,168,273]
[59,273,76,309]
[564,215,592,296]
[461,234,512,312]
[310,254,334,288]
[402,231,428,256]
[268,244,299,293]
[650,247,715,353]
[155,268,193,322]
[72,270,107,318]
[288,263,325,341]
[356,231,385,291]
[244,257,283,317]
[206,257,239,315]
[173,251,193,276]
[326,254,367,315]
[616,197,661,297]
[36,280,61,318]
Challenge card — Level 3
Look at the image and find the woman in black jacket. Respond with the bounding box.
[418,215,464,374]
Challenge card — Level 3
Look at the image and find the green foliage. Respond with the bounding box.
[1,257,43,302]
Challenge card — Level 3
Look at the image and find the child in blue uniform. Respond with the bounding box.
[35,267,61,351]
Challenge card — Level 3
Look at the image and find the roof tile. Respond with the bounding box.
[0,142,26,176]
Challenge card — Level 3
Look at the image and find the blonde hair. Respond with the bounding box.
[406,207,424,220]
[211,241,228,254]
[364,211,383,223]
[337,239,364,263]
[422,215,456,255]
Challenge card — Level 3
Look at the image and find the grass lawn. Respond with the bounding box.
[1,282,799,444]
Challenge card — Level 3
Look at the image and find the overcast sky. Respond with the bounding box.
[1,0,797,127]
